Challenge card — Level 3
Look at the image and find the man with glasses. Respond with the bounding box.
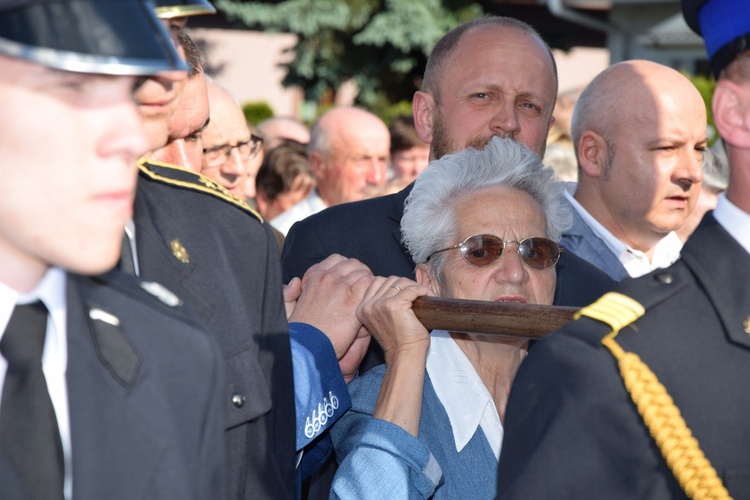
[202,79,264,199]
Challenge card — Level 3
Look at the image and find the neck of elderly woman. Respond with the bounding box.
[449,332,527,423]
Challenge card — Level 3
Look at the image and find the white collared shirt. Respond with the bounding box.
[425,330,503,461]
[270,190,328,236]
[0,268,72,499]
[124,219,140,276]
[713,193,750,254]
[565,189,683,278]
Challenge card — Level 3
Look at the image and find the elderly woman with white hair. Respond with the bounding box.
[328,136,572,499]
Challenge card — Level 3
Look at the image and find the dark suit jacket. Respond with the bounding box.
[282,184,616,370]
[498,213,750,499]
[134,161,295,499]
[0,271,227,500]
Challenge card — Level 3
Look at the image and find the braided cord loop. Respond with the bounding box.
[576,293,732,500]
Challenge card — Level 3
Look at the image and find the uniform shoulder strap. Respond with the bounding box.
[577,292,731,500]
[138,158,263,223]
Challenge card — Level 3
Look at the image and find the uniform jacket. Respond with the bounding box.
[134,160,295,499]
[497,213,750,499]
[281,183,617,371]
[0,271,227,500]
[560,195,629,282]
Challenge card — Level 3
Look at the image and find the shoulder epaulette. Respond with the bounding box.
[138,158,263,223]
[578,293,731,500]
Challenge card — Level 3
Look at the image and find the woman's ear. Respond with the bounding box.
[416,263,441,296]
[713,79,750,149]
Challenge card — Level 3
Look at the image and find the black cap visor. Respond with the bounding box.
[0,0,188,75]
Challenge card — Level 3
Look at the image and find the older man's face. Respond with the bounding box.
[422,25,557,159]
[0,56,148,290]
[201,86,254,197]
[146,71,209,170]
[315,114,390,206]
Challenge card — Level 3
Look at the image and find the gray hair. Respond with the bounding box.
[307,115,332,159]
[402,136,572,276]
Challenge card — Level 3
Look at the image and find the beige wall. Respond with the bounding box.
[189,28,304,117]
[553,46,610,95]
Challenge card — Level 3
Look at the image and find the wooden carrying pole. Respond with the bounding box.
[412,296,579,340]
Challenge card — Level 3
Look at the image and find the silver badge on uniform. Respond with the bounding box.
[140,281,182,307]
[89,308,121,326]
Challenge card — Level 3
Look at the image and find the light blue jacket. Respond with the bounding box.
[291,322,351,483]
[330,365,499,499]
[560,194,629,282]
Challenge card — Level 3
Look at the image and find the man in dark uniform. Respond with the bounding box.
[496,1,750,497]
[130,16,298,499]
[0,1,227,499]
[131,5,375,497]
[134,160,297,499]
[281,16,616,373]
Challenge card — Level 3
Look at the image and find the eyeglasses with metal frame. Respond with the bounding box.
[426,234,563,270]
[202,134,264,167]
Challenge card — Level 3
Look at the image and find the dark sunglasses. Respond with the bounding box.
[427,234,563,270]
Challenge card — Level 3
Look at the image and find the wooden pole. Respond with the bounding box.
[412,296,579,340]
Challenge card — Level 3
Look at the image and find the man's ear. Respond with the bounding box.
[547,115,556,134]
[416,263,441,296]
[255,191,269,214]
[309,150,327,178]
[413,91,436,145]
[713,79,750,149]
[577,130,608,178]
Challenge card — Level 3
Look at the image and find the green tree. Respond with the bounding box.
[684,71,717,144]
[242,100,275,125]
[215,0,483,108]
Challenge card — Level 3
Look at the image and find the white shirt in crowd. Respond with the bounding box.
[564,189,683,278]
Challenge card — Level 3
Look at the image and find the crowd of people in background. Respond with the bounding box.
[1,0,747,499]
